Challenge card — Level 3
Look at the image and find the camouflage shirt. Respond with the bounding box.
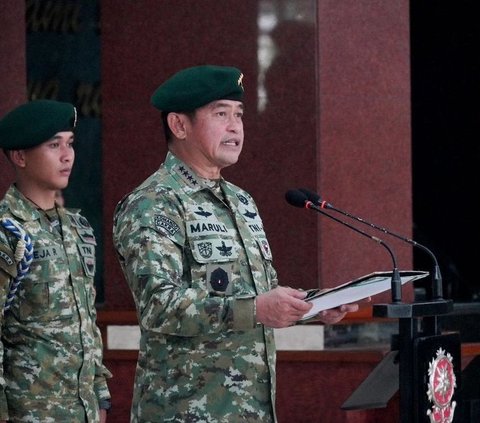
[0,185,111,422]
[113,152,278,423]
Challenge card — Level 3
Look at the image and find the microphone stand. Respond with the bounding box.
[299,188,444,301]
[292,189,459,422]
[314,200,449,335]
[321,202,443,300]
[306,201,403,303]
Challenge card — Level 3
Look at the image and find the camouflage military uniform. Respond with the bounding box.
[113,152,278,423]
[0,185,111,422]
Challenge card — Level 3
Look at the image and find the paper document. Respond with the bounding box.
[301,270,429,321]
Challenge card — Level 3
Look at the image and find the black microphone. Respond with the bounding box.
[298,188,443,300]
[285,189,403,303]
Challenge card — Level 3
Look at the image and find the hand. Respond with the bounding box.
[255,286,313,328]
[314,296,371,324]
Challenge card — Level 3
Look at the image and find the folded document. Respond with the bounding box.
[301,270,429,321]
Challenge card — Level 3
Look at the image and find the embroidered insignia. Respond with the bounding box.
[216,241,233,257]
[194,207,212,218]
[82,256,96,277]
[192,239,237,262]
[209,267,230,292]
[0,250,14,266]
[187,220,230,237]
[176,165,199,187]
[69,215,90,229]
[154,215,180,236]
[260,239,272,259]
[77,228,96,245]
[248,221,264,233]
[243,209,257,219]
[236,194,248,205]
[78,243,95,257]
[33,246,64,261]
[198,242,213,259]
[426,347,457,423]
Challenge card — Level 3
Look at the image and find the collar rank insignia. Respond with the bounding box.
[216,241,233,257]
[176,165,199,188]
[194,207,212,218]
[209,267,230,292]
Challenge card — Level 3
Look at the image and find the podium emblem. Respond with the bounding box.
[426,347,456,423]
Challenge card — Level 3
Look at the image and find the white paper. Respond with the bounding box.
[301,270,429,321]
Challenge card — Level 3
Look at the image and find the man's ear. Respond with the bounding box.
[8,150,27,168]
[167,113,188,140]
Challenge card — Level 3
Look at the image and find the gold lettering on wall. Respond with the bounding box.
[26,0,80,33]
[28,79,60,100]
[27,80,101,118]
[76,83,101,118]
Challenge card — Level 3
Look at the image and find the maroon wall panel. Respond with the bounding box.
[0,1,26,195]
[317,0,413,302]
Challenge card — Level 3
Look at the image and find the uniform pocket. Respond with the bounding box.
[13,277,74,322]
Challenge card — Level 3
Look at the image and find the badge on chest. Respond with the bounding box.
[206,263,233,295]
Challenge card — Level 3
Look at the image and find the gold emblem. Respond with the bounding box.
[238,73,244,90]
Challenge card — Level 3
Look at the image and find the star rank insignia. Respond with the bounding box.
[176,165,199,188]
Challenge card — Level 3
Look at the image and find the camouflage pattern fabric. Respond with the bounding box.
[0,185,111,422]
[113,152,278,423]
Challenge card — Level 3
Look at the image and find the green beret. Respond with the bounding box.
[151,65,244,112]
[0,99,77,150]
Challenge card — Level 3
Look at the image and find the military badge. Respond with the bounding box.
[207,264,233,295]
[192,239,237,262]
[216,241,233,257]
[197,242,213,259]
[176,164,199,187]
[81,256,96,277]
[69,215,90,229]
[236,194,248,205]
[154,214,180,236]
[78,243,95,257]
[258,238,272,260]
[76,228,96,245]
[0,247,14,267]
[243,209,257,219]
[426,347,456,423]
[194,206,212,218]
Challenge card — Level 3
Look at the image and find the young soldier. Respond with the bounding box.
[0,100,111,422]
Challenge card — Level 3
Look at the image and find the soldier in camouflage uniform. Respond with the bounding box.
[113,65,358,422]
[0,100,112,422]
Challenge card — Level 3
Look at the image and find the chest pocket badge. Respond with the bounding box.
[192,239,237,263]
[207,263,233,295]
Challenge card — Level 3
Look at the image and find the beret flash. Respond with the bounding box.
[151,65,244,112]
[0,99,77,150]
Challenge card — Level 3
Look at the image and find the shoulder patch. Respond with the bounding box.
[0,244,17,278]
[154,214,180,236]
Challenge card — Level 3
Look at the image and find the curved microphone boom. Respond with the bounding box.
[285,189,403,303]
[298,188,443,300]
